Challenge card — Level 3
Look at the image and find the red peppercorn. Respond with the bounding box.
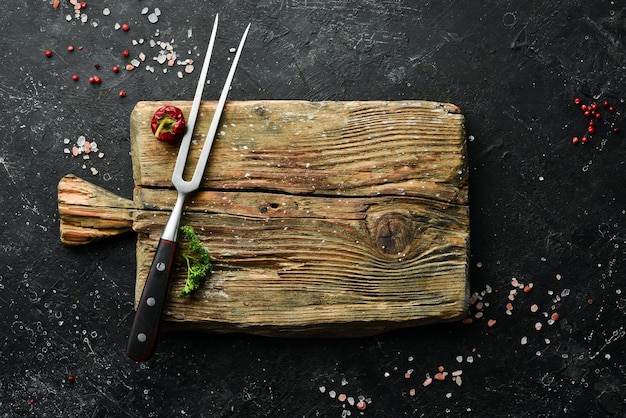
[71,74,79,81]
[112,65,120,73]
[581,104,587,111]
[122,50,129,57]
[609,106,615,112]
[584,110,591,117]
[88,76,95,84]
[614,127,621,134]
[67,45,74,52]
[93,75,102,84]
[119,90,127,98]
[595,112,601,120]
[591,103,598,111]
[80,1,86,8]
[588,126,595,134]
[572,136,579,144]
[121,24,130,31]
[582,136,588,143]
[602,100,610,108]
[45,49,53,58]
[574,97,581,105]
[67,374,75,383]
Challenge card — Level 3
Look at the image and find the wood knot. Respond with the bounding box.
[373,213,413,255]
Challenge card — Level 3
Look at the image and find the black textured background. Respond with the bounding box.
[1,1,625,417]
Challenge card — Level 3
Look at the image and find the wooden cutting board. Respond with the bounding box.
[58,100,469,337]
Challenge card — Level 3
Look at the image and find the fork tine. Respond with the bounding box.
[172,14,220,185]
[187,22,251,190]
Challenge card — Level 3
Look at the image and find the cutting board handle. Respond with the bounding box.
[58,174,136,246]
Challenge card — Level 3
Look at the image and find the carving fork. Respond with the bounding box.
[126,15,250,361]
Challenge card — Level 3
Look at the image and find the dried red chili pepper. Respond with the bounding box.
[151,106,186,142]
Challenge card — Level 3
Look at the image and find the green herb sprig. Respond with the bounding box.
[178,225,212,298]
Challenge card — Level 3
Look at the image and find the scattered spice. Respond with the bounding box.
[121,23,130,31]
[570,97,621,145]
[45,49,53,58]
[119,90,126,98]
[71,74,79,81]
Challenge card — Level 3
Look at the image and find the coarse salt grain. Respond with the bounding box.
[535,322,543,331]
[423,377,433,387]
[434,372,446,381]
[521,336,528,345]
[530,304,539,313]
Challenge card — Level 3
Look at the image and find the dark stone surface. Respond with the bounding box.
[1,1,625,416]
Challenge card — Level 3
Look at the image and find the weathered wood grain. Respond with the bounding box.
[130,100,467,203]
[59,100,469,336]
[130,100,469,336]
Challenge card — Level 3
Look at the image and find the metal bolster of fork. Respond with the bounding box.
[161,192,187,241]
